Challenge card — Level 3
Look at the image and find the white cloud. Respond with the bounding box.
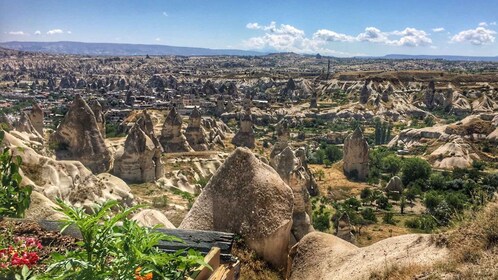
[479,22,488,27]
[67,30,72,34]
[490,22,497,26]
[34,30,41,35]
[8,31,26,35]
[162,11,168,17]
[313,29,356,42]
[155,37,161,41]
[451,26,496,45]
[357,27,390,43]
[389,27,432,47]
[246,22,262,30]
[47,29,64,35]
[243,21,433,56]
[432,27,445,32]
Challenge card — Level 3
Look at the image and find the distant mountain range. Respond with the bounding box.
[0,41,264,56]
[358,54,498,62]
[1,41,497,61]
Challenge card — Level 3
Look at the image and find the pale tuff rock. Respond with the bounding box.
[50,95,112,174]
[88,99,105,136]
[231,109,255,149]
[288,232,447,280]
[113,121,164,183]
[270,145,314,243]
[159,107,193,153]
[385,176,403,193]
[1,131,133,219]
[14,111,44,143]
[185,107,209,151]
[343,127,369,181]
[180,148,294,268]
[430,138,475,169]
[271,118,291,158]
[28,102,44,136]
[132,209,175,228]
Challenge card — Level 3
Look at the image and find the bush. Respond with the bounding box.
[383,212,396,225]
[405,215,437,232]
[361,208,377,222]
[401,157,432,186]
[424,191,442,212]
[0,131,32,218]
[375,194,391,210]
[344,197,361,211]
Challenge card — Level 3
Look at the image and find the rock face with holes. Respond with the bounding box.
[185,107,209,151]
[28,102,44,136]
[159,108,193,153]
[50,95,112,174]
[113,117,164,183]
[343,127,369,181]
[180,148,294,269]
[231,109,255,149]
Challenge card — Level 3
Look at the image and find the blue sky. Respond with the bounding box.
[1,0,497,56]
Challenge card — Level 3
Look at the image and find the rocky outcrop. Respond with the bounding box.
[88,99,105,136]
[343,127,369,181]
[113,120,164,183]
[180,148,294,269]
[0,112,13,130]
[185,107,209,151]
[424,81,435,108]
[159,108,193,153]
[287,232,448,280]
[270,145,314,244]
[50,95,112,174]
[359,80,371,104]
[14,112,44,143]
[1,131,134,218]
[231,109,255,149]
[28,103,44,136]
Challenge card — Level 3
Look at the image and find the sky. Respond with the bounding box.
[0,0,497,57]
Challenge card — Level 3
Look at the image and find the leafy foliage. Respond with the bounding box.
[44,199,208,280]
[0,131,32,218]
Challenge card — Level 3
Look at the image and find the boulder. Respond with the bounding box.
[385,176,403,193]
[180,148,294,268]
[50,95,112,174]
[231,109,255,149]
[343,127,369,181]
[132,209,175,228]
[159,108,193,153]
[335,213,355,243]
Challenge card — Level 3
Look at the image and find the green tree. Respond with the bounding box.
[381,154,403,176]
[360,188,373,205]
[401,157,432,186]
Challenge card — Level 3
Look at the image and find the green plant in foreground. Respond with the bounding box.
[0,130,32,218]
[45,199,209,280]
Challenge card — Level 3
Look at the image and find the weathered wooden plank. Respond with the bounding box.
[37,220,235,257]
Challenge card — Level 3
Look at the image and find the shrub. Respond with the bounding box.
[0,131,32,218]
[361,208,377,223]
[375,194,391,210]
[383,212,396,225]
[381,154,402,176]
